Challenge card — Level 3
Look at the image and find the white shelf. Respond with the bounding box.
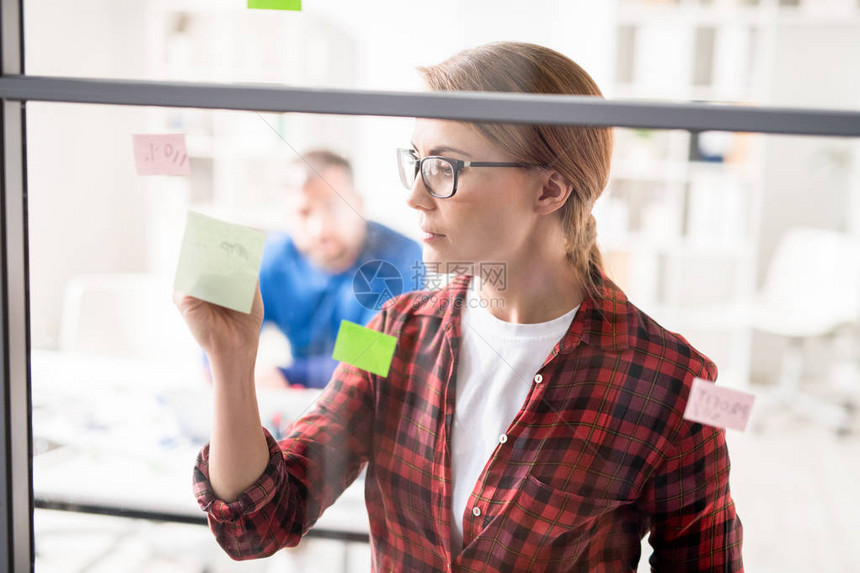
[610,0,859,389]
[600,233,754,255]
[606,0,789,385]
[616,5,766,26]
[611,84,756,103]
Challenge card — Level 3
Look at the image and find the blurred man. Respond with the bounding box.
[257,150,423,389]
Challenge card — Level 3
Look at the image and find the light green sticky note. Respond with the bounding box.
[332,320,397,377]
[174,211,266,314]
[248,0,301,10]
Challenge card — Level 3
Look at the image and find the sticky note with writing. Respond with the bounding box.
[332,320,397,377]
[248,0,301,10]
[173,211,266,314]
[132,134,191,176]
[683,378,756,432]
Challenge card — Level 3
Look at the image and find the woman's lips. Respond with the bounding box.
[421,232,445,242]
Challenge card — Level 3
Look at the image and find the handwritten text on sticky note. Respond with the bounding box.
[332,320,397,377]
[133,134,191,176]
[248,0,301,10]
[683,378,756,432]
[173,211,266,314]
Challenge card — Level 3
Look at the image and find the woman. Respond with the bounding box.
[176,42,743,572]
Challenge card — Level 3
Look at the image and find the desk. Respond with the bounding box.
[31,350,371,554]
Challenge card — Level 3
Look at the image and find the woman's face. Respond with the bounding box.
[407,119,548,272]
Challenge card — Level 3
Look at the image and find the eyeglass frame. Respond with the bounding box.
[397,147,546,199]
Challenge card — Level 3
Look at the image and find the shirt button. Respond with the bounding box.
[498,434,508,444]
[472,506,481,517]
[534,373,543,384]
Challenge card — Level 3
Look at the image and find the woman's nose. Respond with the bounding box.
[406,175,434,211]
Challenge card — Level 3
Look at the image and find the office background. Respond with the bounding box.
[14,0,860,571]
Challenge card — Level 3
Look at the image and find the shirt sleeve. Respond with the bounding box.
[191,311,384,559]
[638,402,744,572]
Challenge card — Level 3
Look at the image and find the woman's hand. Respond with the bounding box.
[174,283,270,502]
[173,282,264,367]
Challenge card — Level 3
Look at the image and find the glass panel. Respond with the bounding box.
[26,89,860,570]
[603,128,860,573]
[27,102,422,572]
[19,0,860,108]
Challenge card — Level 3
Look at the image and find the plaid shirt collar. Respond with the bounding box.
[410,268,633,354]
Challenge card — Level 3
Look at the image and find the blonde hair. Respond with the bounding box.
[417,42,613,295]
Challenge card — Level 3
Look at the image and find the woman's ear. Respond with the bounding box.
[535,170,574,215]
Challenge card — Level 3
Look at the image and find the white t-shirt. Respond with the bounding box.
[449,280,580,551]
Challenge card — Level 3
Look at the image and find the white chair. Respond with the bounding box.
[58,272,199,361]
[751,228,860,434]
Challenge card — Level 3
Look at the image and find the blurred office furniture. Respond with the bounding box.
[31,348,369,572]
[601,0,860,392]
[751,228,860,433]
[48,273,368,571]
[604,0,768,387]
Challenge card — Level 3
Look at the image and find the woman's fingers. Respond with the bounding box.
[173,286,264,361]
[173,290,206,316]
[249,281,265,324]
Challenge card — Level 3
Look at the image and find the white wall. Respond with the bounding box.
[25,1,152,349]
[751,21,860,382]
[757,22,860,283]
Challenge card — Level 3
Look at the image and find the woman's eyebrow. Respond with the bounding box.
[409,143,473,158]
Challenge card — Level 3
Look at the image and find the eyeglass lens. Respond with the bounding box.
[398,150,456,198]
[421,158,455,197]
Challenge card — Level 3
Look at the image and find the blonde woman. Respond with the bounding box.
[176,42,743,572]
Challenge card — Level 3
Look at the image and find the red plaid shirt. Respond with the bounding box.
[194,270,744,572]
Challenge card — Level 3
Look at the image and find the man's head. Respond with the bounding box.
[282,150,367,274]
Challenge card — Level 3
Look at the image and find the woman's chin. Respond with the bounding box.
[420,244,442,261]
[421,253,479,277]
[421,249,455,266]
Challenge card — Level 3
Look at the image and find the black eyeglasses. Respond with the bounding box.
[396,148,543,199]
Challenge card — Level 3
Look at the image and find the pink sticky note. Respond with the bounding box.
[683,378,756,432]
[132,134,191,176]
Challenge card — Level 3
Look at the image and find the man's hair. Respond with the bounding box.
[290,149,354,187]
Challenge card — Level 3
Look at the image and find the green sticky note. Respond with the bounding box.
[332,320,397,377]
[173,211,266,314]
[248,0,301,10]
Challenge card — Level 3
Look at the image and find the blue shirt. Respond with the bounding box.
[259,221,423,389]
